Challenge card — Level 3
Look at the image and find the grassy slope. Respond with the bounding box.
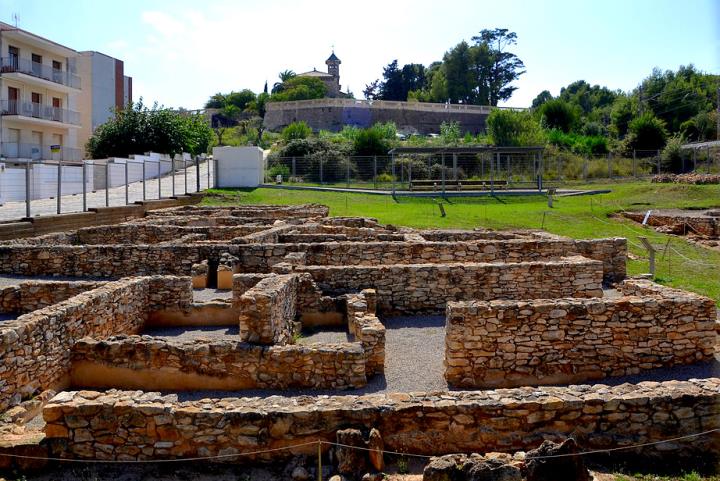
[203,182,720,302]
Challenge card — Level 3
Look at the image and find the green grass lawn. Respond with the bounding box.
[203,182,720,302]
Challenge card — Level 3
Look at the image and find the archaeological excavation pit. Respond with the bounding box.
[0,203,717,470]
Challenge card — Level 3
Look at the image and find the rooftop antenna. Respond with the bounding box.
[12,13,19,27]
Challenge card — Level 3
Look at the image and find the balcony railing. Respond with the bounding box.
[0,142,82,162]
[0,100,81,125]
[0,57,81,89]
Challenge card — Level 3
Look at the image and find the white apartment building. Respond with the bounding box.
[0,21,82,162]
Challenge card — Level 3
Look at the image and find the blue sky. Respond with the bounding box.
[2,0,718,109]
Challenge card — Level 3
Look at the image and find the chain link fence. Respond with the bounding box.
[265,148,720,193]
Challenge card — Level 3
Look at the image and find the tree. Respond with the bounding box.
[363,79,381,100]
[471,28,525,105]
[205,92,226,109]
[86,99,212,158]
[539,99,579,133]
[226,89,256,111]
[272,70,297,94]
[610,95,637,138]
[281,121,312,141]
[487,109,545,147]
[628,113,668,151]
[269,76,327,102]
[443,41,474,103]
[531,90,553,109]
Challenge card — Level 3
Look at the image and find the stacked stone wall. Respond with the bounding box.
[74,225,262,245]
[0,280,104,314]
[0,279,151,411]
[444,281,718,388]
[43,379,720,462]
[0,238,625,282]
[70,336,366,391]
[283,257,604,314]
[237,274,298,345]
[346,290,385,375]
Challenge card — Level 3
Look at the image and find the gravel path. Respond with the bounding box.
[193,288,232,303]
[141,326,239,341]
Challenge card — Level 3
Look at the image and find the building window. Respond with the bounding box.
[8,46,19,69]
[31,54,42,76]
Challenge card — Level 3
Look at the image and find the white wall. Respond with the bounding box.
[213,146,263,188]
[0,163,94,203]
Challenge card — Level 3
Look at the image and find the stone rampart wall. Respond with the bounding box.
[263,100,490,135]
[70,336,367,391]
[43,379,720,462]
[237,274,298,345]
[444,281,718,388]
[281,257,604,314]
[0,280,105,314]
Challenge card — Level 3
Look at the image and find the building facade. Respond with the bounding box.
[76,51,132,155]
[0,23,132,164]
[0,22,82,162]
[296,52,343,98]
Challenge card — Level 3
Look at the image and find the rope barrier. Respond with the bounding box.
[0,429,718,464]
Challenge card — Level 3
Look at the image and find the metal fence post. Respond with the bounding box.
[142,159,146,200]
[490,152,495,195]
[656,151,661,174]
[195,156,200,192]
[346,157,350,189]
[172,159,176,197]
[453,153,458,180]
[105,161,110,207]
[632,150,637,177]
[25,160,31,218]
[82,161,87,212]
[56,159,62,214]
[158,161,162,199]
[184,159,188,195]
[607,153,612,179]
[583,155,588,181]
[391,154,396,196]
[441,152,446,197]
[124,160,129,205]
[207,157,210,189]
[319,158,323,185]
[292,156,296,181]
[373,156,377,190]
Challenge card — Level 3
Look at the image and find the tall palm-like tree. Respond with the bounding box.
[272,70,297,94]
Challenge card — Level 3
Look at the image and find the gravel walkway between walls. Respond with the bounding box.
[193,288,232,303]
[141,325,239,341]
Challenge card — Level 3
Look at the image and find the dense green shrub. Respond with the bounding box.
[353,125,393,156]
[546,129,608,155]
[487,109,545,146]
[539,99,579,133]
[440,121,461,144]
[628,113,668,150]
[395,157,430,180]
[281,121,312,141]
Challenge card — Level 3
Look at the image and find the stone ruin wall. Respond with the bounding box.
[70,336,367,392]
[280,256,604,315]
[346,289,385,376]
[624,212,720,237]
[0,237,626,284]
[43,378,720,462]
[0,276,191,411]
[237,274,299,345]
[0,280,105,315]
[444,280,719,388]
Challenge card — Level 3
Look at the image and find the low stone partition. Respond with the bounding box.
[237,274,299,345]
[346,290,385,375]
[74,225,264,245]
[70,336,367,391]
[0,280,104,315]
[280,257,604,314]
[624,211,720,237]
[0,237,625,283]
[0,276,194,411]
[444,282,718,388]
[43,378,720,462]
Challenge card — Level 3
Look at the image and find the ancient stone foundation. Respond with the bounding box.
[43,379,720,462]
[445,279,718,388]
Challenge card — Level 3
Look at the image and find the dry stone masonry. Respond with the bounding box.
[0,203,716,471]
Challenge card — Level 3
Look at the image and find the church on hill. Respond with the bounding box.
[296,51,348,98]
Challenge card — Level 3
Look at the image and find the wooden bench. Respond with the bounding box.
[409,180,509,191]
